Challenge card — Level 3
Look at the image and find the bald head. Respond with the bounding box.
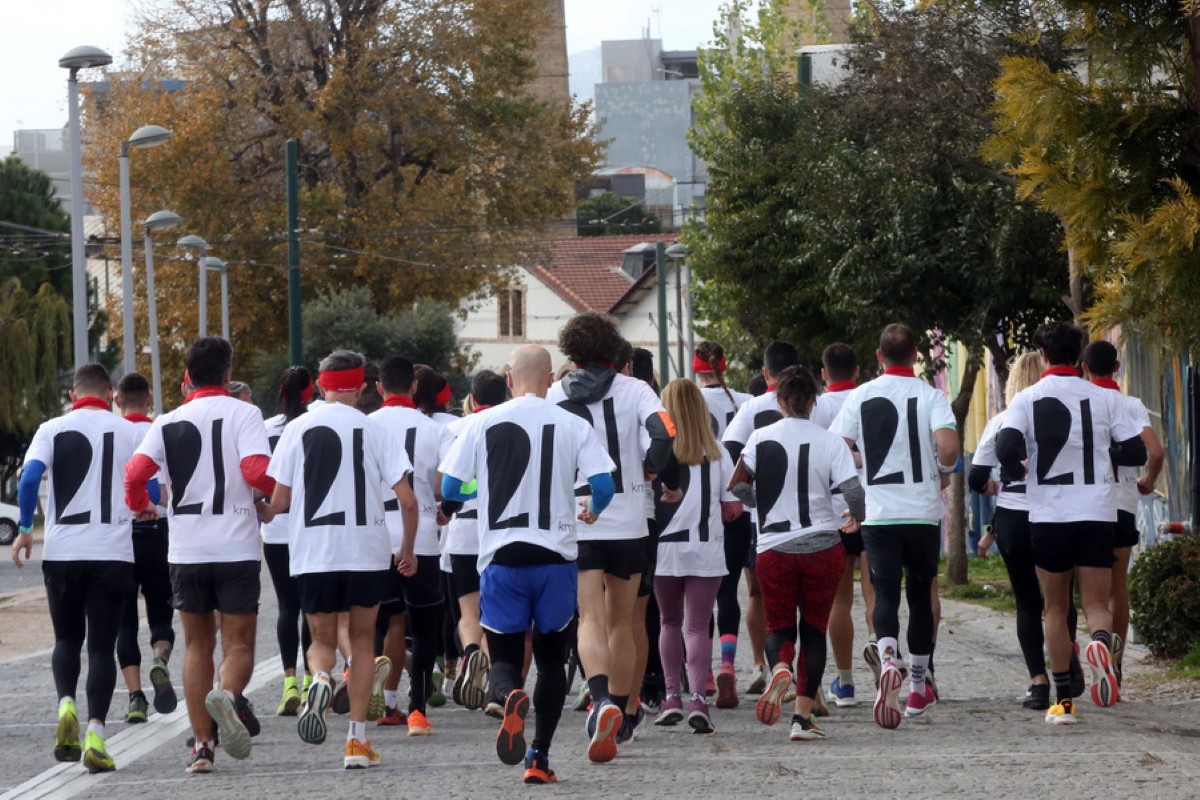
[507,345,553,398]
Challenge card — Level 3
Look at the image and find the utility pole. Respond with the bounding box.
[287,139,303,366]
[656,241,670,384]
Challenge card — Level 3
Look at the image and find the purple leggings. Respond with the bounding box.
[654,575,723,698]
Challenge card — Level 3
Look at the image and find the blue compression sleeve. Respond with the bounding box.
[586,473,616,515]
[147,478,161,507]
[441,475,478,502]
[18,461,46,529]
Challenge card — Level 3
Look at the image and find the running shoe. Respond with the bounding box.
[747,663,767,694]
[524,748,557,784]
[873,662,904,730]
[302,672,314,702]
[926,669,939,701]
[813,686,830,717]
[82,729,115,773]
[715,664,739,709]
[484,700,504,719]
[126,691,149,724]
[332,665,351,715]
[863,642,883,688]
[344,738,381,769]
[1112,633,1125,692]
[377,706,408,726]
[705,672,716,697]
[755,667,792,726]
[460,649,490,711]
[277,679,302,716]
[828,677,858,708]
[149,656,177,714]
[185,745,215,774]
[687,696,715,734]
[368,656,392,722]
[428,669,447,708]
[655,694,684,726]
[298,675,333,745]
[54,698,80,763]
[572,680,592,711]
[234,695,261,737]
[1069,642,1085,698]
[185,722,219,749]
[1045,698,1078,725]
[452,655,467,706]
[1023,683,1050,710]
[905,683,937,718]
[496,690,529,766]
[789,713,826,741]
[407,709,433,736]
[1084,640,1119,707]
[206,690,252,759]
[586,699,623,763]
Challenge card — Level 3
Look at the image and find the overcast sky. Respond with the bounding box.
[0,0,729,138]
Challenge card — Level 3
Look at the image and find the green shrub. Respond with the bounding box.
[1128,536,1200,658]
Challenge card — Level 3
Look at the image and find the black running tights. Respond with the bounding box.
[765,619,826,700]
[862,524,940,656]
[714,512,753,637]
[487,627,570,755]
[407,603,440,714]
[116,529,176,669]
[263,543,311,673]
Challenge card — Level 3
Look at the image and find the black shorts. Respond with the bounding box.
[577,538,647,581]
[724,512,754,573]
[1114,510,1139,549]
[638,519,660,598]
[131,527,172,607]
[1030,521,1116,573]
[43,559,136,612]
[450,554,481,599]
[298,569,390,615]
[840,530,865,558]
[380,554,445,613]
[169,560,260,615]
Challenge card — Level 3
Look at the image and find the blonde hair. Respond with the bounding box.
[1006,352,1043,406]
[661,379,724,467]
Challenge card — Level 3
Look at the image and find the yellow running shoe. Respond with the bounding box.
[367,657,391,722]
[1045,699,1078,725]
[82,730,115,773]
[54,699,80,762]
[344,738,381,769]
[278,678,302,716]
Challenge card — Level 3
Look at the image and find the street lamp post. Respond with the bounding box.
[666,243,693,377]
[145,211,181,416]
[177,235,210,336]
[202,257,229,342]
[119,125,172,375]
[60,45,113,369]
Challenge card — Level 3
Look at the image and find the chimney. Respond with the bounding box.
[530,0,570,105]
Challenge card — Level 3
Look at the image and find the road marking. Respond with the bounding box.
[0,654,282,800]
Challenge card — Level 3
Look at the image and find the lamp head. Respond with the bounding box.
[128,125,172,149]
[665,243,690,259]
[176,234,209,250]
[201,256,226,272]
[59,45,113,70]
[145,211,182,232]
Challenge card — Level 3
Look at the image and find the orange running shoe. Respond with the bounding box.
[407,709,433,736]
[496,690,529,766]
[344,739,380,769]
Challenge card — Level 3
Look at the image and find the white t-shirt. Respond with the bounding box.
[655,454,736,577]
[268,402,412,575]
[135,394,272,564]
[742,417,860,552]
[813,388,855,517]
[973,411,1027,512]
[700,385,753,440]
[547,374,667,542]
[830,374,957,524]
[25,408,140,562]
[260,413,294,545]
[127,416,168,518]
[444,411,490,557]
[1001,376,1143,524]
[1108,390,1152,515]
[439,394,615,572]
[723,391,784,450]
[369,404,454,556]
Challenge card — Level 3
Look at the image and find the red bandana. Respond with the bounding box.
[766,383,777,393]
[1042,366,1079,378]
[299,382,314,404]
[826,380,857,393]
[883,366,916,378]
[435,383,453,406]
[185,386,231,403]
[1092,377,1121,391]
[473,405,493,414]
[319,366,365,393]
[72,397,111,412]
[383,395,417,409]
[124,413,153,424]
[693,354,727,374]
[576,362,615,370]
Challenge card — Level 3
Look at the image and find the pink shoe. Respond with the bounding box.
[1085,640,1119,708]
[705,672,716,697]
[904,682,937,717]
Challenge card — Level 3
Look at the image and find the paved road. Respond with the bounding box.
[1,563,1197,799]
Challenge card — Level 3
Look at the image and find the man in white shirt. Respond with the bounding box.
[125,337,275,773]
[268,349,419,768]
[441,345,616,784]
[13,363,141,773]
[998,323,1147,723]
[831,324,960,728]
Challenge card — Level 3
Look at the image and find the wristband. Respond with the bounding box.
[18,524,33,536]
[937,454,963,474]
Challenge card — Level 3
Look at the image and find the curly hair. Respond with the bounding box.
[557,312,625,367]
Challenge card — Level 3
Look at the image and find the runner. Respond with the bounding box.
[266,350,419,768]
[368,355,455,734]
[440,344,616,782]
[261,366,315,716]
[13,363,141,773]
[1080,340,1164,689]
[547,313,676,758]
[830,324,960,728]
[693,341,755,708]
[997,323,1147,723]
[651,379,741,734]
[722,341,802,697]
[125,336,274,773]
[731,366,864,741]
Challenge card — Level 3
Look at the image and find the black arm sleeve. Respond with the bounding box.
[967,464,992,494]
[643,412,676,477]
[440,500,463,517]
[995,428,1028,482]
[657,452,681,491]
[1111,435,1148,468]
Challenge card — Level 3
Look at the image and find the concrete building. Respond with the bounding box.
[10,129,75,212]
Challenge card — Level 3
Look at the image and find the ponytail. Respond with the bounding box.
[276,366,313,422]
[696,340,738,412]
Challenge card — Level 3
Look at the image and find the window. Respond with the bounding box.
[498,287,525,339]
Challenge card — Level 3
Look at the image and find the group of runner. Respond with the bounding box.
[11,314,1155,783]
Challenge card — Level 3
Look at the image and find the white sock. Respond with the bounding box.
[88,721,105,738]
[348,720,367,743]
[384,690,398,709]
[60,696,75,708]
[316,671,331,682]
[877,637,900,664]
[223,689,236,702]
[909,654,930,692]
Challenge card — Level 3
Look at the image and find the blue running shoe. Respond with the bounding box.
[828,677,858,708]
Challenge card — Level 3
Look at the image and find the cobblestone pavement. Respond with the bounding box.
[1,561,1197,799]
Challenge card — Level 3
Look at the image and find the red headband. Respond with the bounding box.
[183,369,191,385]
[693,354,726,374]
[436,383,453,406]
[299,381,314,404]
[319,366,365,393]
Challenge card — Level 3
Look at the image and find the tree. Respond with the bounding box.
[576,192,661,236]
[0,157,72,298]
[81,0,602,390]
